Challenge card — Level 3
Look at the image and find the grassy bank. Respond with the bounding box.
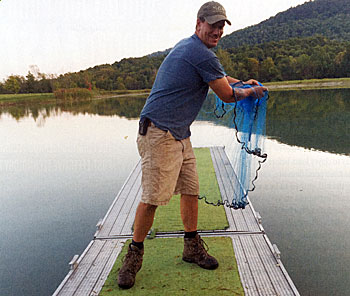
[1,77,349,106]
[0,89,150,106]
[265,77,350,91]
[0,93,54,104]
[97,89,151,96]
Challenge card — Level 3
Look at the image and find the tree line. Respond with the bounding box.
[0,55,164,94]
[217,36,350,82]
[1,36,350,94]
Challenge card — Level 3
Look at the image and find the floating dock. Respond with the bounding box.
[53,146,300,296]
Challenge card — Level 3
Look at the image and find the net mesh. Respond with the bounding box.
[199,81,268,209]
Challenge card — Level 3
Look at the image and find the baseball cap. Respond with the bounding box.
[197,1,231,26]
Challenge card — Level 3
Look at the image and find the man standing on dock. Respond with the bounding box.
[118,1,267,289]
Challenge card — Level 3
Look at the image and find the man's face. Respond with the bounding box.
[196,20,225,48]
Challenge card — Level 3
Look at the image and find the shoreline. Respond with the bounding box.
[265,77,350,91]
[1,78,350,106]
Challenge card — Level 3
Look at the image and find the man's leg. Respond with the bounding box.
[180,194,198,232]
[133,201,158,242]
[181,194,219,270]
[118,201,157,289]
[118,126,183,289]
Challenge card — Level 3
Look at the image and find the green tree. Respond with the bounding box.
[245,58,259,79]
[276,56,297,80]
[0,82,5,94]
[295,54,315,79]
[4,76,21,94]
[232,62,249,81]
[37,73,52,93]
[124,76,135,89]
[25,71,36,93]
[339,45,350,77]
[216,48,234,75]
[115,77,126,90]
[259,57,281,82]
[311,47,332,78]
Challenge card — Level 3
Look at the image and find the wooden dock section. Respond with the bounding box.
[53,146,300,296]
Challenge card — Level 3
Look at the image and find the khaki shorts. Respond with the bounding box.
[137,123,199,206]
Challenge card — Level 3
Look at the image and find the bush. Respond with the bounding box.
[54,88,93,100]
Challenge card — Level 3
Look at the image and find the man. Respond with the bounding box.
[118,1,267,289]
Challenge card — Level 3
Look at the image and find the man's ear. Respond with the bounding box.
[195,18,202,32]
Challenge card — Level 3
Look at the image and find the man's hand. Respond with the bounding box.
[244,79,259,85]
[208,77,268,103]
[249,86,268,98]
[235,86,268,101]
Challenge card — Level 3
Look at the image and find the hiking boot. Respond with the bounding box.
[118,244,144,289]
[182,234,219,270]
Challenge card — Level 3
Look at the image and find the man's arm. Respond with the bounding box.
[226,76,259,86]
[208,77,267,103]
[225,76,240,84]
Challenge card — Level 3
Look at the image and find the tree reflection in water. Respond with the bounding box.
[1,89,349,155]
[198,88,350,156]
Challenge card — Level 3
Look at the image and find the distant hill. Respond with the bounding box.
[219,0,350,49]
[147,48,171,58]
[2,0,350,94]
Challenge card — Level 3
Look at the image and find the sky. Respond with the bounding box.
[0,0,308,81]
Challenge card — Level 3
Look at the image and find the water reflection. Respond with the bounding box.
[2,90,349,155]
[0,95,147,123]
[0,112,141,296]
[267,89,350,156]
[198,88,350,156]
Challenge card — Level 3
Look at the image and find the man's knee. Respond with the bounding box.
[181,194,198,201]
[139,201,158,212]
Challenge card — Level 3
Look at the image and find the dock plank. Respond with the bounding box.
[231,234,300,296]
[53,239,126,296]
[254,235,296,296]
[108,172,141,236]
[210,146,238,231]
[211,146,251,232]
[216,146,262,233]
[230,235,259,296]
[241,235,277,295]
[74,240,124,295]
[210,146,262,233]
[95,162,141,238]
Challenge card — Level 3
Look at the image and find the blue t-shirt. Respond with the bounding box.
[140,34,225,140]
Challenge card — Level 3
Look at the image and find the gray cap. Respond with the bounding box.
[197,1,231,26]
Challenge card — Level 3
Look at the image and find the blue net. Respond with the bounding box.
[199,81,269,209]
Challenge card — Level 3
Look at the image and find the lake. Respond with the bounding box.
[0,89,349,295]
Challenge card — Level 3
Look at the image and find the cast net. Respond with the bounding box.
[198,81,269,209]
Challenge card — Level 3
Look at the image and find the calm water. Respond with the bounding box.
[0,89,349,295]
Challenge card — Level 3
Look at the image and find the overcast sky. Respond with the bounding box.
[0,0,307,81]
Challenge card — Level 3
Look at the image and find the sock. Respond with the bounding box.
[184,230,197,239]
[131,240,144,250]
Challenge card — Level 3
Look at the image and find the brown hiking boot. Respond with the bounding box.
[118,244,144,289]
[182,234,219,270]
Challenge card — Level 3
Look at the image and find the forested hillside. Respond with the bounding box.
[219,0,350,48]
[1,0,350,94]
[217,36,350,82]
